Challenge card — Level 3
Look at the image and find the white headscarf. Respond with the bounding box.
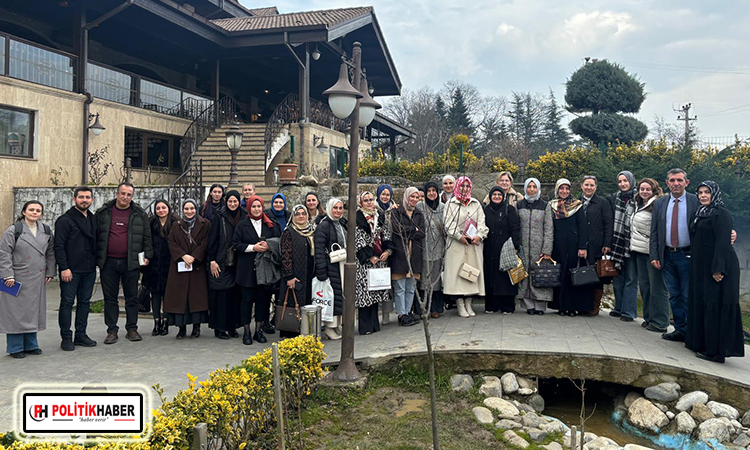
[325,197,347,246]
[524,178,541,202]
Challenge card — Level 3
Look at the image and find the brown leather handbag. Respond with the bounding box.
[596,257,619,278]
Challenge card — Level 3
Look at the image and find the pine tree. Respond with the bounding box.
[446,88,474,137]
[435,95,447,123]
[542,89,570,152]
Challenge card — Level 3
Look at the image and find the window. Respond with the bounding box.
[124,128,181,170]
[8,39,75,91]
[329,146,348,178]
[88,63,132,105]
[0,36,5,75]
[0,105,33,157]
[140,80,180,115]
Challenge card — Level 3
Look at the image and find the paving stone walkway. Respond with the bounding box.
[0,283,747,432]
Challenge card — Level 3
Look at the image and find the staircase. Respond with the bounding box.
[192,123,278,201]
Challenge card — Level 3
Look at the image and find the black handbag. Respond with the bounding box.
[530,257,562,288]
[570,258,600,287]
[222,219,235,267]
[275,287,302,333]
[137,280,151,313]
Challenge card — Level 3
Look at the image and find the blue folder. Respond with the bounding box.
[0,280,22,297]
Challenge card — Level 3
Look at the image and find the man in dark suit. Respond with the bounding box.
[580,175,614,315]
[649,168,698,342]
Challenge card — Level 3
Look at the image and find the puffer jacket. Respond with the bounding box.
[95,199,154,270]
[630,196,658,255]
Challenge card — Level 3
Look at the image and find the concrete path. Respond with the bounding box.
[0,283,747,432]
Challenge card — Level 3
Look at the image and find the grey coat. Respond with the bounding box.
[254,237,281,286]
[516,199,554,302]
[417,201,445,291]
[0,222,56,333]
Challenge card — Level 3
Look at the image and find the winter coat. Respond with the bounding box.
[163,217,210,315]
[551,210,593,312]
[144,216,176,295]
[255,237,281,286]
[516,199,554,302]
[442,197,489,296]
[314,216,347,316]
[388,206,425,276]
[53,207,97,273]
[207,208,240,291]
[416,201,445,291]
[279,227,315,309]
[630,196,657,255]
[483,201,521,297]
[482,187,523,207]
[0,222,56,333]
[355,210,392,308]
[95,199,153,271]
[232,217,281,288]
[581,194,613,264]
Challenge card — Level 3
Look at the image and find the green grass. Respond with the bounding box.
[90,299,104,314]
[742,311,750,333]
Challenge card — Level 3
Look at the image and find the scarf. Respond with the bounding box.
[524,178,541,202]
[326,198,348,246]
[691,180,724,232]
[487,186,505,212]
[454,176,473,205]
[403,187,419,212]
[376,184,394,211]
[181,199,198,244]
[225,190,242,227]
[549,178,582,219]
[271,193,288,230]
[246,195,275,228]
[358,191,378,231]
[290,204,315,255]
[611,171,638,267]
[424,181,440,211]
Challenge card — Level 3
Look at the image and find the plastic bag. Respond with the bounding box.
[311,277,334,322]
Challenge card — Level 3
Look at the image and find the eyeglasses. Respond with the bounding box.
[582,175,597,181]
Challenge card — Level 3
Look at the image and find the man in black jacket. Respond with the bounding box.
[55,186,99,351]
[580,175,614,316]
[95,183,154,344]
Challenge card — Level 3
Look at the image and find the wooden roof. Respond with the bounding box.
[211,6,373,32]
[247,6,279,16]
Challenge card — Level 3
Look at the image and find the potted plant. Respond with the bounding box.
[277,155,298,183]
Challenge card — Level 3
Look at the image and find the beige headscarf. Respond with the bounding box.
[403,187,419,211]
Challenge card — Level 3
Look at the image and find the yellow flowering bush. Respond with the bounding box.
[1,336,326,450]
[526,146,600,183]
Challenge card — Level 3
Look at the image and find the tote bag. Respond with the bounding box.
[368,267,391,291]
[311,277,334,322]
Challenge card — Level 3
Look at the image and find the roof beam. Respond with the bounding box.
[224,29,328,48]
[327,14,372,41]
[130,0,229,45]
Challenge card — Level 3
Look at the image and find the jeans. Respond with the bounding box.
[58,271,96,340]
[393,277,415,316]
[101,258,140,333]
[633,252,670,330]
[7,333,39,354]
[662,250,690,335]
[613,256,638,319]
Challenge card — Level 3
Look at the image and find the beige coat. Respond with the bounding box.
[443,197,489,296]
[0,222,56,334]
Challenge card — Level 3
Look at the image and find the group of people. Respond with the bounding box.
[0,170,744,364]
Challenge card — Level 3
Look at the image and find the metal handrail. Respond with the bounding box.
[264,93,299,163]
[180,96,239,171]
[143,159,203,215]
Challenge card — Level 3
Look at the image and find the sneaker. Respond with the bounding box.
[10,352,25,359]
[645,324,666,333]
[641,321,649,328]
[620,316,634,322]
[24,348,42,355]
[61,339,75,351]
[74,335,97,347]
[485,310,496,314]
[608,311,622,318]
[104,332,118,345]
[125,330,143,341]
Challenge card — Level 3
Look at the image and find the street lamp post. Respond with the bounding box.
[225,125,243,186]
[323,42,380,382]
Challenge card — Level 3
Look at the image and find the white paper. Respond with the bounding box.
[465,223,478,239]
[177,261,193,272]
[138,252,146,266]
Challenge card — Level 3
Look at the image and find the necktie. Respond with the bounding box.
[670,199,680,247]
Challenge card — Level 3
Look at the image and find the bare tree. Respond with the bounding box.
[382,87,450,159]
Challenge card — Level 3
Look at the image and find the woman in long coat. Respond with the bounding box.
[355,192,392,334]
[389,187,426,326]
[232,196,281,345]
[550,178,592,316]
[483,187,521,314]
[314,198,347,340]
[0,201,55,358]
[685,181,744,363]
[608,171,639,322]
[164,199,210,339]
[207,190,243,339]
[516,178,554,314]
[443,176,489,318]
[416,181,446,318]
[580,175,613,316]
[145,199,176,336]
[278,205,316,339]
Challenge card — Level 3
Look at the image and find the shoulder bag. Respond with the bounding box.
[530,257,561,288]
[570,258,600,287]
[222,219,235,267]
[275,287,302,333]
[458,245,480,283]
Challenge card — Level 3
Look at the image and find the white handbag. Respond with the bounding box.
[459,246,480,283]
[367,267,391,291]
[329,243,347,263]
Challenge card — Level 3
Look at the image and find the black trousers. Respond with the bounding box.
[486,295,516,313]
[58,271,96,339]
[241,287,271,326]
[151,293,164,320]
[358,303,380,335]
[101,258,140,333]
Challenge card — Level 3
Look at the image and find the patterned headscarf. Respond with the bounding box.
[693,180,724,224]
[524,178,541,202]
[549,178,582,218]
[403,187,419,211]
[290,204,315,254]
[245,195,275,228]
[454,176,473,204]
[358,191,378,231]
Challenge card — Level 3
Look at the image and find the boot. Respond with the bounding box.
[465,298,476,317]
[151,317,160,336]
[324,327,342,340]
[160,318,169,336]
[457,299,469,318]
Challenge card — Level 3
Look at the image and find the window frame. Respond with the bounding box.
[124,127,181,172]
[0,103,35,159]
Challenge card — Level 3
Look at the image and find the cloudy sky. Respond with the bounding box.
[241,0,750,141]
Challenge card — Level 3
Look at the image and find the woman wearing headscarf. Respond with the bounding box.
[607,170,639,322]
[483,187,521,314]
[482,171,524,207]
[232,196,281,345]
[278,205,316,339]
[376,184,397,212]
[443,176,489,317]
[201,184,225,221]
[388,187,426,326]
[145,199,177,336]
[416,181,446,318]
[355,192,392,334]
[685,181,744,363]
[314,198,347,339]
[579,175,614,316]
[517,178,554,314]
[207,190,242,339]
[305,192,325,226]
[267,193,291,232]
[164,199,210,339]
[630,178,669,333]
[441,175,456,204]
[550,178,592,316]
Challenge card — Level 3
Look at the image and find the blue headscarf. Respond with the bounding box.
[271,193,288,230]
[376,184,394,211]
